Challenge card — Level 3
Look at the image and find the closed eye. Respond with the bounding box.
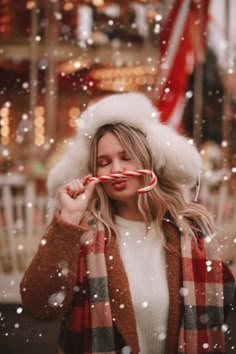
[97,159,110,167]
[122,154,131,161]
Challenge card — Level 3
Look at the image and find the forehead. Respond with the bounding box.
[97,131,124,155]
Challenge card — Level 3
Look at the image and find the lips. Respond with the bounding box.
[112,178,127,190]
[112,177,127,185]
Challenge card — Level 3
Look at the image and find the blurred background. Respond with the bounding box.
[0,0,236,353]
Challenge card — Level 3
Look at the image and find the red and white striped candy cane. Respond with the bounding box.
[88,169,157,194]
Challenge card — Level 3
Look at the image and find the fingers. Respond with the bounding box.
[81,174,93,185]
[83,178,99,199]
[60,175,99,200]
[64,179,85,199]
[78,174,99,199]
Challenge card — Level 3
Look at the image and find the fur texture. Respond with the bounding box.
[47,93,202,197]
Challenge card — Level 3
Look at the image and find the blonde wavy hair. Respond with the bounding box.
[84,123,214,238]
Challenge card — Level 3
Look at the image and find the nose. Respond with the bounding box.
[111,159,125,174]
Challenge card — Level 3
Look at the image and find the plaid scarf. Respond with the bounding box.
[59,220,235,354]
[177,228,234,354]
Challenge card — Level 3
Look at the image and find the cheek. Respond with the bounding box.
[100,182,113,197]
[128,160,141,171]
[96,167,109,177]
[135,176,143,187]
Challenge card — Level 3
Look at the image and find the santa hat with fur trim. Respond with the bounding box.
[47,93,202,198]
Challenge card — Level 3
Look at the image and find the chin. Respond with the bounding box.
[109,190,139,202]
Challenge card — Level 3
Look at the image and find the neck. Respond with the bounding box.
[114,200,144,221]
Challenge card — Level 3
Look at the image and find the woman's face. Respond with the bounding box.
[96,131,142,203]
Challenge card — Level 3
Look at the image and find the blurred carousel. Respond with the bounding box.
[199,141,236,269]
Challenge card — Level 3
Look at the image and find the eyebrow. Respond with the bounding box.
[97,150,127,159]
[97,155,109,160]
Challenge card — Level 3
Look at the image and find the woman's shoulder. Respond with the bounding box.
[163,212,212,240]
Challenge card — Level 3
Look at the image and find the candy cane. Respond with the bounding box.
[88,169,157,194]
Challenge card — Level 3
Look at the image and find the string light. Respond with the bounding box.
[90,66,157,92]
[68,107,80,128]
[63,1,74,11]
[34,106,45,146]
[26,1,36,10]
[92,0,105,7]
[0,106,11,145]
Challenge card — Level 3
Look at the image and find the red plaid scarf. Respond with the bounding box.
[178,228,230,354]
[59,220,235,354]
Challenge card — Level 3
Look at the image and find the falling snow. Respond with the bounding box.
[0,0,236,353]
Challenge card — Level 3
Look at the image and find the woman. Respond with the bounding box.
[20,93,235,354]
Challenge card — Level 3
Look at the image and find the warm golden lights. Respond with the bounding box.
[34,106,45,146]
[92,0,105,7]
[26,1,36,10]
[0,106,10,145]
[90,66,157,92]
[68,107,80,128]
[63,1,74,11]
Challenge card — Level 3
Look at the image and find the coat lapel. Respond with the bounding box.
[163,220,182,354]
[105,234,140,354]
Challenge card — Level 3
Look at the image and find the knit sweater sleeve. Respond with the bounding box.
[20,212,88,321]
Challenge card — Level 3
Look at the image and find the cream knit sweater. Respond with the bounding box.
[115,216,169,354]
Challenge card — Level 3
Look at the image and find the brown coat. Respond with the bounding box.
[20,213,182,354]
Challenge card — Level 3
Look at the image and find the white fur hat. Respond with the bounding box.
[47,93,202,197]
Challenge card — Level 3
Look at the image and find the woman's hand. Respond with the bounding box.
[58,175,98,226]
